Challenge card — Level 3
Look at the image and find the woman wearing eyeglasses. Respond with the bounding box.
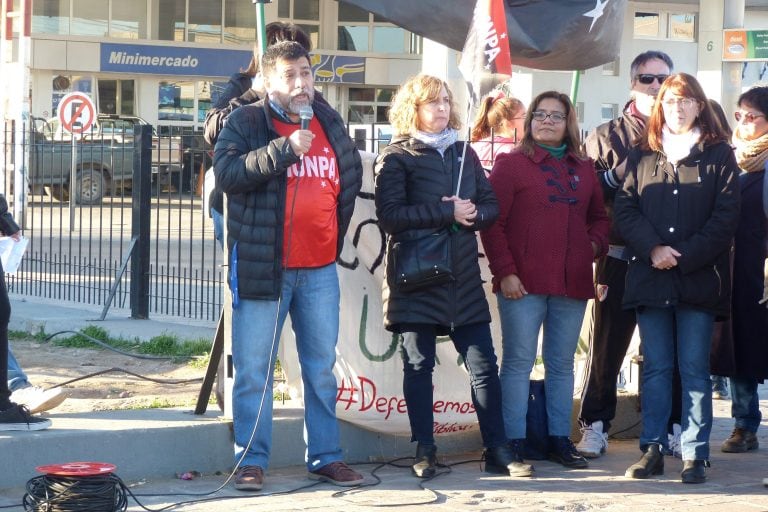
[614,73,740,484]
[470,90,526,172]
[710,86,768,458]
[480,91,609,472]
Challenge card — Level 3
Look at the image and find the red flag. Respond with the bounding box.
[458,0,512,104]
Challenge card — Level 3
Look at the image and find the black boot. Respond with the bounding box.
[412,443,437,478]
[483,439,534,477]
[681,459,708,484]
[625,443,664,479]
[548,436,588,469]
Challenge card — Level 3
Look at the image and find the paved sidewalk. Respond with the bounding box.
[1,390,765,512]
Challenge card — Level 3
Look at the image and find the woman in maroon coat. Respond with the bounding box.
[481,91,609,472]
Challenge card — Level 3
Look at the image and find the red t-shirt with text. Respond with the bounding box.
[272,116,339,268]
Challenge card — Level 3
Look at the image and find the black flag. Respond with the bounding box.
[337,0,627,71]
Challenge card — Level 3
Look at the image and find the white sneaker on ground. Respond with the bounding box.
[10,386,67,414]
[576,420,608,458]
[667,423,682,459]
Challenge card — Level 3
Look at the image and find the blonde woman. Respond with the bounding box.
[375,74,530,479]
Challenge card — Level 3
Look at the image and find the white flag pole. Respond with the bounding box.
[455,100,475,198]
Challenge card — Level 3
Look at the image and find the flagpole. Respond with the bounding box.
[570,70,581,103]
[455,101,474,198]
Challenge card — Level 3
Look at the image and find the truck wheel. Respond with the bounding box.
[49,184,70,202]
[76,169,105,205]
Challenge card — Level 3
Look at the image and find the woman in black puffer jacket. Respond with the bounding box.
[375,74,529,480]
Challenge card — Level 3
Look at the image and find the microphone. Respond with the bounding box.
[299,105,313,130]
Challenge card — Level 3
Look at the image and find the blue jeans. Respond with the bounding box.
[7,346,30,391]
[636,305,714,460]
[729,376,761,432]
[399,322,506,449]
[211,208,224,249]
[497,293,587,439]
[231,263,342,471]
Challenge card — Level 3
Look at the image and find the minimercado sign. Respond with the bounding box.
[100,43,252,77]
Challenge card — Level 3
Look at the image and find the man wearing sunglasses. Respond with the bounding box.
[577,50,674,459]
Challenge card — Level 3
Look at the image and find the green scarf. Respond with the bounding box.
[536,142,567,159]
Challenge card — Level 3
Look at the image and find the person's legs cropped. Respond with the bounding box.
[7,346,30,391]
[542,296,587,437]
[400,323,440,478]
[635,306,676,452]
[579,256,636,431]
[674,306,715,462]
[721,376,761,453]
[400,324,438,445]
[497,293,547,440]
[541,296,589,468]
[231,294,290,471]
[285,264,344,472]
[449,322,506,449]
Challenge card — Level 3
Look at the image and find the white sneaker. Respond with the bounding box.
[10,386,67,414]
[667,423,682,459]
[576,420,608,458]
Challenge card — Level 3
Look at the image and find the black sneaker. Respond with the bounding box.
[0,403,51,431]
[548,436,588,469]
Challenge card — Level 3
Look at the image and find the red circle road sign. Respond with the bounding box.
[58,92,96,134]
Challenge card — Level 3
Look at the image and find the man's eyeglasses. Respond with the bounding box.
[661,97,697,109]
[532,111,566,123]
[734,110,766,123]
[635,74,669,85]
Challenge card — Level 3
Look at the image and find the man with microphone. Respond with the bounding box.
[213,41,363,491]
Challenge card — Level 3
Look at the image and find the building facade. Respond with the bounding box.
[2,0,768,138]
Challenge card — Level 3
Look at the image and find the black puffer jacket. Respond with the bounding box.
[213,98,362,300]
[374,137,498,333]
[614,141,741,318]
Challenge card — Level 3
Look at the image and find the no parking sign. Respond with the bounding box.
[57,92,96,134]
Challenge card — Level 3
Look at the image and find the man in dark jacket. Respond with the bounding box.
[213,41,363,491]
[576,50,674,458]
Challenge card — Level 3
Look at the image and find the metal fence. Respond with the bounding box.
[0,118,223,322]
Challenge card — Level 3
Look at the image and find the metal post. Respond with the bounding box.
[69,134,77,231]
[130,124,152,319]
[253,0,271,56]
[722,0,745,118]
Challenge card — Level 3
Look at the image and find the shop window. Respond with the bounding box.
[32,0,70,35]
[224,0,257,45]
[338,6,419,54]
[155,0,186,41]
[97,79,135,116]
[634,10,696,42]
[277,0,321,49]
[634,12,659,38]
[111,2,146,39]
[188,0,223,43]
[72,0,108,37]
[669,14,696,41]
[348,86,392,124]
[601,103,618,122]
[158,81,196,122]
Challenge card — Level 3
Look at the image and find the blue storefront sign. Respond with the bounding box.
[101,43,252,77]
[100,42,366,83]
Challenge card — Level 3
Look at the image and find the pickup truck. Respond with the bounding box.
[29,116,133,204]
[30,115,185,203]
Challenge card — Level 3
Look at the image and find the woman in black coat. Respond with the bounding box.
[374,74,528,479]
[711,86,768,454]
[614,73,740,484]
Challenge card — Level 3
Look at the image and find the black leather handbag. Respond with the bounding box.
[390,228,454,292]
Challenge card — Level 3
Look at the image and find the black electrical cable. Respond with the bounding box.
[50,367,202,389]
[22,474,128,512]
